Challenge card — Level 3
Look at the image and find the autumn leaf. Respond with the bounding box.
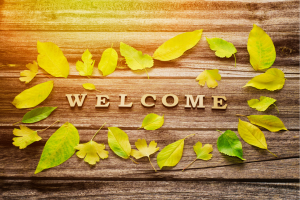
[243,68,285,91]
[182,141,213,171]
[131,139,159,172]
[12,80,54,109]
[217,130,245,160]
[18,107,57,124]
[247,115,287,132]
[196,69,221,88]
[13,125,42,149]
[139,113,164,130]
[37,41,69,78]
[19,61,38,84]
[153,30,203,61]
[75,123,108,165]
[206,37,237,67]
[98,47,118,76]
[82,83,100,92]
[247,24,276,71]
[76,49,95,77]
[157,134,195,169]
[247,96,277,112]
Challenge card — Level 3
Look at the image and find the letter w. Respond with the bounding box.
[66,94,87,107]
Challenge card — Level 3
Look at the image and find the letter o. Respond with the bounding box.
[162,94,179,108]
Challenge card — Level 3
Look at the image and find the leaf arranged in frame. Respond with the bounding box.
[37,41,69,78]
[157,134,194,169]
[217,130,245,160]
[35,122,80,174]
[247,96,277,112]
[13,125,42,149]
[82,83,100,92]
[196,69,221,88]
[131,139,159,171]
[19,61,39,84]
[247,24,276,71]
[247,115,287,132]
[107,127,132,159]
[153,30,203,61]
[98,47,118,76]
[243,68,285,91]
[140,113,164,130]
[76,49,95,77]
[12,80,54,109]
[206,37,237,67]
[21,107,57,123]
[238,119,276,157]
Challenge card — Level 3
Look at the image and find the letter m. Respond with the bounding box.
[185,95,205,108]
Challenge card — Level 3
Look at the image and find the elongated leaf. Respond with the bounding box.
[13,125,42,149]
[247,115,287,132]
[140,113,164,130]
[153,30,203,61]
[247,24,276,71]
[37,41,69,78]
[107,127,131,159]
[196,69,221,88]
[243,68,285,91]
[22,107,57,123]
[12,80,54,109]
[19,61,39,84]
[35,122,80,174]
[82,83,99,91]
[76,49,95,77]
[247,96,276,112]
[98,47,118,76]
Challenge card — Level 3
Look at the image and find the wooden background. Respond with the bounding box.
[0,0,299,199]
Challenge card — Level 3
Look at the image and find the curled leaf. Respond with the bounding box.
[19,61,38,84]
[140,113,164,130]
[98,47,118,76]
[196,69,221,88]
[247,115,287,132]
[76,49,95,77]
[247,96,276,112]
[21,107,57,123]
[13,125,42,149]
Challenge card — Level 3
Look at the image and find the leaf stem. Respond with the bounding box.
[182,157,197,171]
[148,156,157,172]
[37,120,60,132]
[267,149,277,157]
[233,54,237,67]
[216,130,223,134]
[13,121,21,126]
[91,122,106,141]
[144,68,149,79]
[273,104,279,113]
[129,157,139,164]
[184,133,195,140]
[95,89,101,93]
[236,114,247,117]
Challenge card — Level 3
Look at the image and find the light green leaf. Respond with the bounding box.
[98,47,118,76]
[13,125,42,149]
[140,113,164,130]
[19,61,39,84]
[21,107,57,123]
[196,69,221,88]
[247,24,276,71]
[76,49,95,77]
[37,41,69,78]
[153,30,203,61]
[35,122,80,174]
[107,127,131,159]
[247,96,277,112]
[243,68,285,91]
[12,80,54,109]
[247,115,287,132]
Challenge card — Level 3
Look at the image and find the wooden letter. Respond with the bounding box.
[212,96,227,110]
[95,95,110,108]
[185,95,205,108]
[162,94,179,108]
[141,94,156,107]
[66,94,87,107]
[119,94,133,108]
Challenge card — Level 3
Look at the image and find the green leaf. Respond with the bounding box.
[247,96,276,112]
[19,61,39,84]
[153,30,203,61]
[196,69,221,88]
[35,122,80,174]
[98,47,118,76]
[107,127,131,159]
[157,134,194,169]
[12,80,54,109]
[217,130,245,160]
[247,24,276,71]
[247,115,287,132]
[13,125,42,149]
[140,113,164,130]
[21,107,57,123]
[206,37,237,67]
[37,41,69,78]
[243,68,285,91]
[76,49,95,77]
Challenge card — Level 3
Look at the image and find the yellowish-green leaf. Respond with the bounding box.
[21,107,57,123]
[243,68,285,91]
[37,41,69,78]
[19,61,38,84]
[196,69,221,88]
[140,113,164,130]
[82,83,100,92]
[75,141,108,165]
[247,115,287,132]
[107,127,131,159]
[247,24,276,71]
[98,47,118,76]
[247,96,277,112]
[13,125,42,149]
[76,49,95,77]
[153,30,203,61]
[12,80,54,109]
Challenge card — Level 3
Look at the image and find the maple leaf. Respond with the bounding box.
[13,125,42,149]
[19,61,39,84]
[196,69,221,88]
[76,49,95,77]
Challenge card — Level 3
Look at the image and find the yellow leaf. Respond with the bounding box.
[13,125,42,149]
[37,41,69,78]
[12,80,54,109]
[98,47,118,76]
[131,139,159,159]
[19,61,38,84]
[75,141,108,165]
[153,30,203,61]
[76,49,95,77]
[82,83,100,92]
[196,69,221,88]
